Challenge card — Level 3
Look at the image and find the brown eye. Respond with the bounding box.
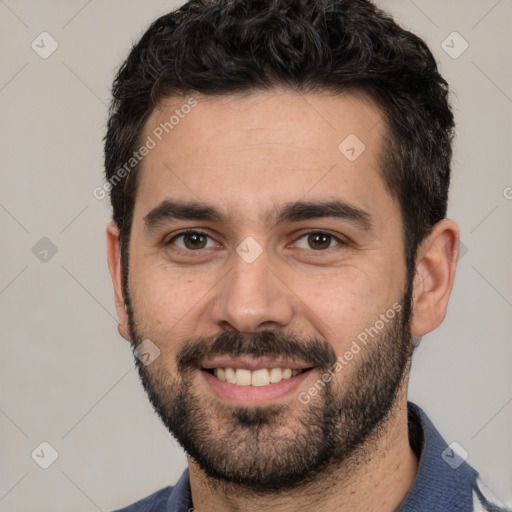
[293,232,343,251]
[182,232,207,249]
[307,233,331,250]
[168,230,217,251]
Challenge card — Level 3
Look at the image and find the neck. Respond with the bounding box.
[188,394,418,512]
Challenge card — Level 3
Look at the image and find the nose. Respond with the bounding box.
[210,248,294,333]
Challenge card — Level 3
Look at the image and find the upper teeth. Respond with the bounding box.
[213,367,301,386]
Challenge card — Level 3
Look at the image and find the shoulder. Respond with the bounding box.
[400,403,479,511]
[112,468,191,512]
[402,403,512,511]
[112,486,173,512]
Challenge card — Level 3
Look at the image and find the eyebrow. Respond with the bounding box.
[269,200,373,230]
[144,200,224,229]
[143,199,373,231]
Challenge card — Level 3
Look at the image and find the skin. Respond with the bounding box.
[106,89,459,511]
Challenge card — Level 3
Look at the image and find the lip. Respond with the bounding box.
[201,355,312,371]
[199,367,316,406]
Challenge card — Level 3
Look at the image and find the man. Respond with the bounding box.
[104,1,505,510]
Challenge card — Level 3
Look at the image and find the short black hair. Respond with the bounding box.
[104,0,454,282]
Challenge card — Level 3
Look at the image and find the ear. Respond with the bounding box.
[106,222,131,341]
[411,219,459,338]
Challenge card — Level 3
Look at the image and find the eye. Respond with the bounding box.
[167,230,219,251]
[293,231,344,251]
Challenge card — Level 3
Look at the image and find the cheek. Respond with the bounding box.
[129,280,192,364]
[129,262,214,338]
[299,268,399,351]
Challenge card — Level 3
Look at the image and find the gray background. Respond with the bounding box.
[0,0,511,510]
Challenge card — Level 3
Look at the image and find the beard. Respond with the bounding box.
[126,283,413,494]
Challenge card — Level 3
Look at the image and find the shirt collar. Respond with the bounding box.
[397,402,478,511]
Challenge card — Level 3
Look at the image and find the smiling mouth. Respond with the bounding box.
[203,367,313,387]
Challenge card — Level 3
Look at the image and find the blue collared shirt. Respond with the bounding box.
[113,402,507,511]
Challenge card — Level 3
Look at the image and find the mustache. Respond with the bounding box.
[176,330,338,373]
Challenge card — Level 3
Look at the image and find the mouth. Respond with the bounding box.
[203,367,311,387]
[199,356,315,404]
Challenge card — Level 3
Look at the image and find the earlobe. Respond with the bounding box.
[411,219,459,338]
[106,222,131,342]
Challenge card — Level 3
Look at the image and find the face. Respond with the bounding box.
[119,90,414,490]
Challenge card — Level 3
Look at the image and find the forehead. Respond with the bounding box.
[134,89,395,224]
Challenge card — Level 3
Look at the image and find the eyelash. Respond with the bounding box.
[165,229,346,253]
